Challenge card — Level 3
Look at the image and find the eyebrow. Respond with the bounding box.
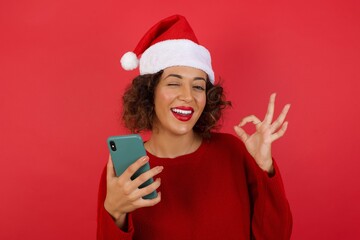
[164,74,206,81]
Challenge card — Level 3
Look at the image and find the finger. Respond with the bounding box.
[130,166,164,189]
[238,115,261,127]
[271,121,288,142]
[234,126,249,143]
[137,192,162,207]
[137,177,162,199]
[270,104,291,133]
[106,155,116,181]
[120,156,149,181]
[264,93,276,124]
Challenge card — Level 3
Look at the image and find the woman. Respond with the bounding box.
[97,15,292,240]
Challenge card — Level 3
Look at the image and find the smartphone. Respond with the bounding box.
[107,134,157,199]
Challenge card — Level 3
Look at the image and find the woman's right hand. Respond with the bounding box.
[104,155,163,229]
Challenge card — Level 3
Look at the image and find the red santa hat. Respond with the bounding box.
[120,15,215,83]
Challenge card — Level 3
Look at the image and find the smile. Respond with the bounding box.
[171,107,194,121]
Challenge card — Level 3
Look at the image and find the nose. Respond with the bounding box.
[178,84,194,103]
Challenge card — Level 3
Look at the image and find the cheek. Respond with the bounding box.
[196,94,207,110]
[155,90,175,104]
[154,89,176,114]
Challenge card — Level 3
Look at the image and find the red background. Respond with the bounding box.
[1,0,359,239]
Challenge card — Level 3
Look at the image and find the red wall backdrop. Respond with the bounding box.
[1,0,359,239]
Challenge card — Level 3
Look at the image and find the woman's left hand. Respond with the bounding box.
[234,93,290,173]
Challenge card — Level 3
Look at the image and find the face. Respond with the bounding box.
[152,66,207,136]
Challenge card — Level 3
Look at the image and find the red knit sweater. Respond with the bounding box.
[97,133,292,239]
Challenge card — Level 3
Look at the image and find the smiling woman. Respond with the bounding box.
[97,15,292,240]
[152,67,207,138]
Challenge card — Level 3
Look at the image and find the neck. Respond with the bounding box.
[145,130,202,158]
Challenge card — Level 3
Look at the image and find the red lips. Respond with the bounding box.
[171,106,194,122]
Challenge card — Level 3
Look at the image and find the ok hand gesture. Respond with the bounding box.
[234,93,290,173]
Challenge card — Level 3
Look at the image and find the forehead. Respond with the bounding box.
[162,66,207,79]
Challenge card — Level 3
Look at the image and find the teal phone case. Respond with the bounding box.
[107,134,157,199]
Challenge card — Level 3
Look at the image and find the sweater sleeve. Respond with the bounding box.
[242,144,293,240]
[96,166,135,240]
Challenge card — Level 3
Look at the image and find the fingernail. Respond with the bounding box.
[142,156,149,162]
[157,166,164,172]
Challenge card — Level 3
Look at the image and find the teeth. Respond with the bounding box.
[172,108,192,115]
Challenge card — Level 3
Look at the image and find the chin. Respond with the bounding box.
[169,123,197,136]
[171,127,194,136]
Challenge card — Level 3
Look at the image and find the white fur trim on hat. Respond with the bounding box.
[139,39,214,83]
[120,51,139,70]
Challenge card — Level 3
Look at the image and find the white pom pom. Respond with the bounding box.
[120,52,139,70]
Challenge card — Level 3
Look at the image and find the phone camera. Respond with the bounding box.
[110,141,117,151]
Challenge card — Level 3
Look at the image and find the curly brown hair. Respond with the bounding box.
[122,70,231,138]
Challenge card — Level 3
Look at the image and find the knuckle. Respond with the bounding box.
[127,164,138,174]
[142,184,158,196]
[137,174,149,183]
[147,184,158,192]
[115,179,125,188]
[123,188,131,196]
[128,194,139,202]
[142,187,154,196]
[122,184,133,196]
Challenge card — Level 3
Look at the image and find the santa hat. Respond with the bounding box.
[120,15,215,83]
